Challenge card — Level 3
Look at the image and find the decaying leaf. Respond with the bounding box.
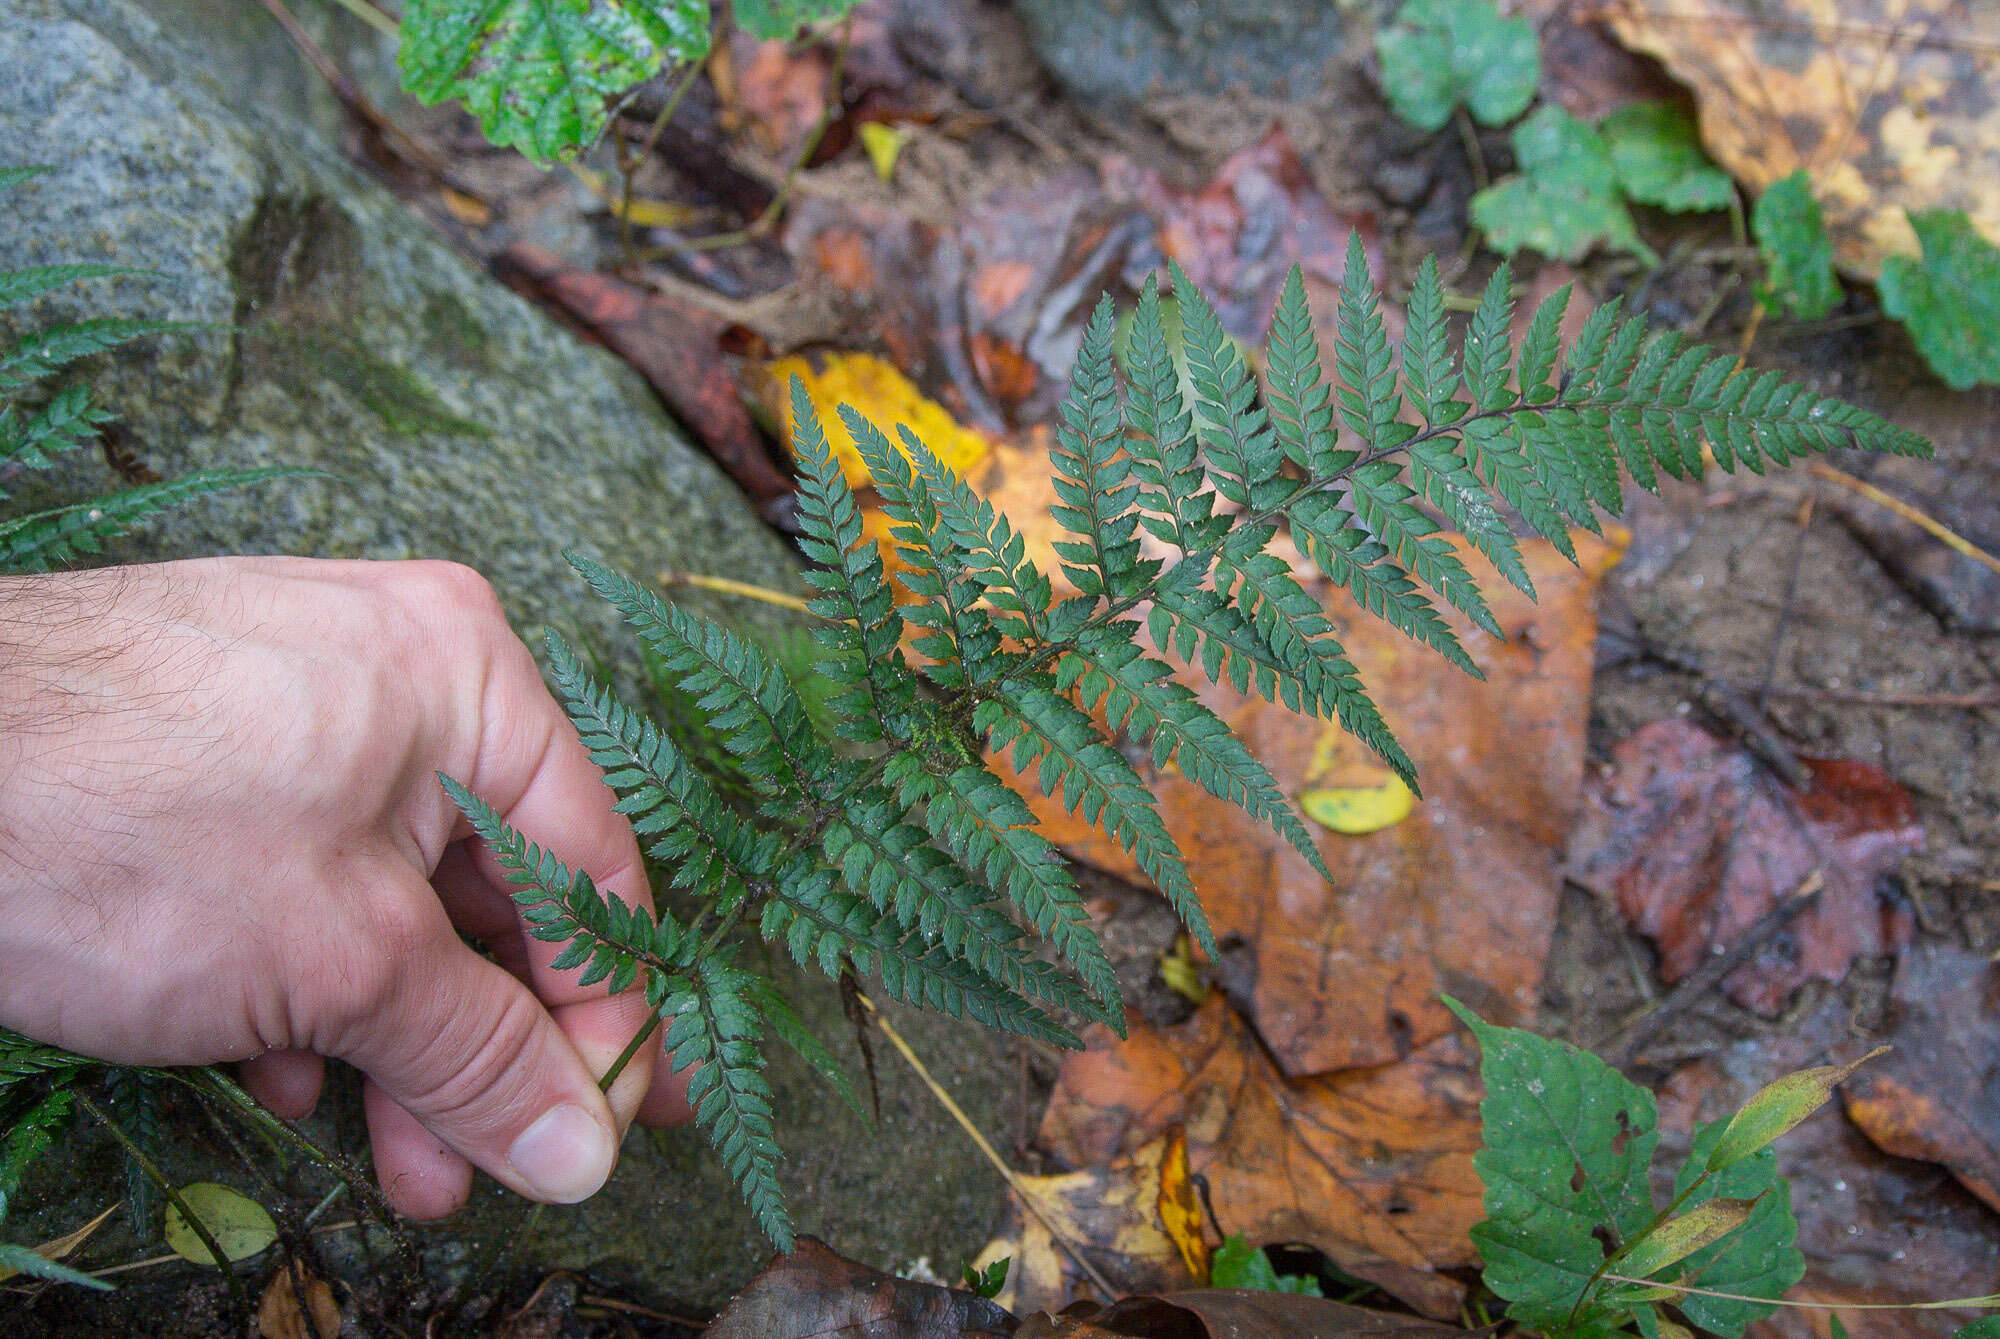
[1155,1127,1210,1283]
[1017,998,1480,1319]
[1600,0,2000,277]
[1844,943,2000,1216]
[1003,531,1620,1077]
[705,1237,1015,1338]
[0,1202,115,1285]
[258,1263,342,1339]
[762,350,994,488]
[1569,718,1922,1015]
[1016,1290,1474,1337]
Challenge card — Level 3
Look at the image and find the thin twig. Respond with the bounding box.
[255,0,456,182]
[658,570,815,613]
[853,993,1118,1299]
[617,61,705,263]
[322,0,398,37]
[1809,460,2000,580]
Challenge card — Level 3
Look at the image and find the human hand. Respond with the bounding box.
[0,556,692,1219]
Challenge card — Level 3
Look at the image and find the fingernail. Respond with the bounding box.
[507,1104,615,1203]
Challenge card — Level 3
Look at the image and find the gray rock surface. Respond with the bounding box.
[1014,0,1373,107]
[0,0,1014,1315]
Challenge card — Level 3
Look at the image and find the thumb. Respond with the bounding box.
[333,924,623,1209]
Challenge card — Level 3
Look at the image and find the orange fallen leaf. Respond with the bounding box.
[258,1263,342,1339]
[1154,1126,1209,1284]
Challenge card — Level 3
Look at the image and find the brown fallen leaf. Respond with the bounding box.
[1569,718,1922,1015]
[257,1262,342,1339]
[1843,942,2000,1215]
[493,245,795,515]
[1017,1291,1476,1338]
[1002,531,1621,1076]
[1011,998,1478,1320]
[1599,0,2000,277]
[704,1237,1016,1338]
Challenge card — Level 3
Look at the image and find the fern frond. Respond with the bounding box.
[567,555,830,803]
[1399,256,1462,426]
[661,956,792,1251]
[1059,623,1331,881]
[0,166,51,195]
[439,774,691,986]
[0,1030,92,1097]
[1122,276,1221,551]
[904,425,1061,643]
[818,782,1102,1021]
[785,378,918,743]
[841,407,1009,689]
[545,633,767,915]
[0,467,309,572]
[889,754,1122,1018]
[1333,231,1405,454]
[0,384,115,489]
[0,265,148,309]
[0,319,191,393]
[740,976,867,1122]
[1171,260,1286,508]
[977,677,1212,955]
[761,864,1080,1047]
[1,1088,73,1199]
[1461,265,1518,412]
[1049,297,1151,601]
[1266,267,1351,478]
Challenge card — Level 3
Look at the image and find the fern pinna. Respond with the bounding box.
[447,235,1929,1246]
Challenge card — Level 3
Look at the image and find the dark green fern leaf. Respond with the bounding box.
[787,378,919,742]
[0,467,312,572]
[660,956,791,1250]
[905,425,1061,643]
[978,677,1211,955]
[0,265,150,310]
[0,383,115,488]
[1122,277,1222,551]
[1049,297,1150,601]
[1171,260,1285,509]
[1059,623,1331,882]
[0,319,193,393]
[1266,266,1351,478]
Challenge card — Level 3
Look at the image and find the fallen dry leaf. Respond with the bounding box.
[1008,998,1480,1320]
[1843,942,2000,1214]
[1155,1127,1210,1284]
[0,1202,116,1284]
[1600,0,2000,277]
[1569,718,1922,1015]
[493,246,794,515]
[257,1263,342,1339]
[705,1237,1015,1339]
[1018,1291,1476,1337]
[1003,531,1621,1077]
[759,349,996,487]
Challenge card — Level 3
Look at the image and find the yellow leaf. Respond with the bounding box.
[858,121,911,182]
[0,1202,117,1282]
[1301,775,1416,835]
[565,165,700,228]
[766,352,993,490]
[1157,933,1210,1005]
[1155,1126,1211,1283]
[164,1183,278,1265]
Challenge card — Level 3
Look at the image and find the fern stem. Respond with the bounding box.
[598,1013,661,1094]
[320,0,398,37]
[69,1088,248,1316]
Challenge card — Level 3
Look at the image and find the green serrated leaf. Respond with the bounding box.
[398,0,712,161]
[1879,208,2000,390]
[1753,170,1839,321]
[1375,0,1540,132]
[1472,106,1652,264]
[733,0,861,40]
[1211,1233,1324,1294]
[1600,102,1733,213]
[1449,996,1659,1332]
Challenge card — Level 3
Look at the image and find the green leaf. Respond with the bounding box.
[1879,208,2000,390]
[1705,1047,1884,1173]
[1211,1234,1324,1294]
[1753,170,1839,321]
[1472,106,1653,264]
[1666,1120,1803,1337]
[733,0,860,40]
[163,1184,277,1265]
[398,0,712,161]
[1449,997,1659,1332]
[1953,1321,2000,1339]
[1600,102,1733,213]
[963,1256,1009,1299]
[1375,0,1540,132]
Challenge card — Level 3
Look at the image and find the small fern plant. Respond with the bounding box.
[445,233,1930,1248]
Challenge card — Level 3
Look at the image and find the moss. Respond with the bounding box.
[250,326,490,438]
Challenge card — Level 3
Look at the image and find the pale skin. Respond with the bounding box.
[0,556,693,1220]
